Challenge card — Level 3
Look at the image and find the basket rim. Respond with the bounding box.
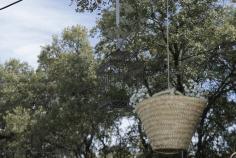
[135,94,207,113]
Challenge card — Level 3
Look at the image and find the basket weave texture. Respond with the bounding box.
[135,93,207,151]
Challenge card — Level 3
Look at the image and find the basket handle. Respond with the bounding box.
[153,88,183,97]
[230,152,236,158]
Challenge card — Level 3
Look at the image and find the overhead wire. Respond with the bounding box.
[0,0,23,11]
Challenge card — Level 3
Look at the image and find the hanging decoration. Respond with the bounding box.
[135,90,207,152]
[135,0,207,154]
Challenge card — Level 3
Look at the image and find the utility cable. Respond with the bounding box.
[0,0,23,11]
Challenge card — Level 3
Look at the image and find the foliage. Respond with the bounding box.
[0,1,236,157]
[85,0,236,157]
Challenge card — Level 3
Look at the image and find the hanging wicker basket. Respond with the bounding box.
[135,89,207,152]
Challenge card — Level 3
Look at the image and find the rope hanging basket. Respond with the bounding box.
[135,89,207,152]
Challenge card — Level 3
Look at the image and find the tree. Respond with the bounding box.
[71,0,236,157]
[0,1,235,157]
[0,25,131,158]
[0,59,37,157]
[34,25,127,158]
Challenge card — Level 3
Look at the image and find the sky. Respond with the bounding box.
[0,0,98,68]
[1,0,235,69]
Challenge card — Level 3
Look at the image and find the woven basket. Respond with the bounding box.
[135,89,207,152]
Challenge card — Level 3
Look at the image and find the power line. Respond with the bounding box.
[0,0,23,11]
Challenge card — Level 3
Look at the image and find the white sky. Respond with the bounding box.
[0,0,98,68]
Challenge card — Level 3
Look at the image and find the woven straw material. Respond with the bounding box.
[135,94,207,151]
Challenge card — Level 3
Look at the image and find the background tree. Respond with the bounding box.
[0,1,235,157]
[71,0,236,157]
